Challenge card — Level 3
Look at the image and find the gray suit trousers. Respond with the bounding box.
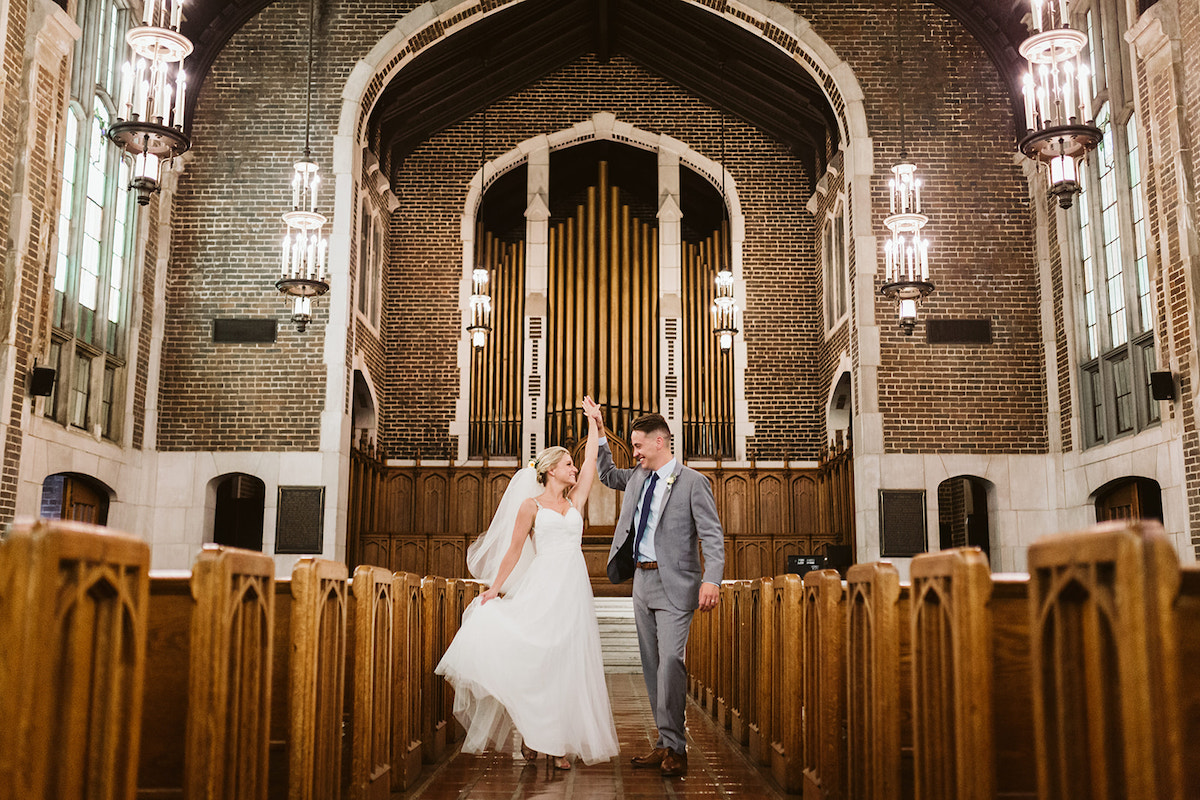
[633,567,693,754]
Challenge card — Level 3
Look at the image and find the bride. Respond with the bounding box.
[435,396,619,769]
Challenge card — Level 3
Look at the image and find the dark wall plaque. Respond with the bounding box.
[213,318,277,343]
[786,555,826,577]
[276,486,325,554]
[926,318,992,345]
[880,490,928,557]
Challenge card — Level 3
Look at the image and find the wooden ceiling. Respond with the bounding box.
[181,0,1031,169]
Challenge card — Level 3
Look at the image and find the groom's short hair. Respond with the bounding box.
[631,413,672,442]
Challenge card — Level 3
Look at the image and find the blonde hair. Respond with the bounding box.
[532,446,570,494]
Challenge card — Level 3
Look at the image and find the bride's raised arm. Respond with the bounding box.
[480,497,537,604]
[571,395,602,511]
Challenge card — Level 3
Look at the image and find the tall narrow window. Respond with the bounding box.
[1073,0,1158,447]
[823,197,848,330]
[357,200,383,330]
[50,0,134,440]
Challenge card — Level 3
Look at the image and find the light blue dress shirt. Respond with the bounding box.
[634,458,677,563]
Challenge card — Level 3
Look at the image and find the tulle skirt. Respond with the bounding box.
[434,546,619,764]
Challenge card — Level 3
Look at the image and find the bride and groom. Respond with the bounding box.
[435,397,725,774]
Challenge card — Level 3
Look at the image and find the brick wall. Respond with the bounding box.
[797,0,1047,454]
[160,0,1043,461]
[158,0,410,452]
[385,54,819,459]
[811,150,852,444]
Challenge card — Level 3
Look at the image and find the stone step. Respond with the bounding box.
[595,597,642,674]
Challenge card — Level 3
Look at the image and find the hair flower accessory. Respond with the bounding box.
[527,460,536,469]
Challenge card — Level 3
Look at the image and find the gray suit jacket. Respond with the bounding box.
[599,442,725,611]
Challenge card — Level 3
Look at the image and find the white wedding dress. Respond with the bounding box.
[434,500,619,764]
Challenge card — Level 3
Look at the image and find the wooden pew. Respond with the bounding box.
[420,576,449,762]
[283,558,349,800]
[845,562,913,800]
[390,572,424,791]
[729,580,756,745]
[749,577,774,766]
[771,573,803,792]
[910,547,1034,800]
[346,565,393,800]
[715,581,739,730]
[801,569,846,800]
[138,545,276,800]
[1027,520,1200,800]
[0,519,150,800]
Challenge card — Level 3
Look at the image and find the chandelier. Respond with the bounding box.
[879,3,934,335]
[881,162,934,335]
[467,96,493,349]
[108,0,191,206]
[1018,0,1101,208]
[467,265,491,348]
[710,78,740,353]
[274,0,329,332]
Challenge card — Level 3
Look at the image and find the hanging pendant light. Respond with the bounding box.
[108,0,192,206]
[467,81,493,349]
[879,0,934,335]
[274,0,329,332]
[1017,0,1101,208]
[711,64,740,353]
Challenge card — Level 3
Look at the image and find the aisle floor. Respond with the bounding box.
[401,672,788,799]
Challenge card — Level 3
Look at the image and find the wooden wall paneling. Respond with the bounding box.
[0,519,150,800]
[358,536,392,572]
[723,474,751,536]
[452,473,483,535]
[757,474,786,534]
[288,558,349,800]
[418,474,448,535]
[792,474,818,536]
[347,565,394,800]
[383,473,414,534]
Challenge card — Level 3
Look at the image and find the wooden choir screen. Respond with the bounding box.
[353,458,854,581]
[469,230,525,458]
[546,161,658,446]
[682,226,735,460]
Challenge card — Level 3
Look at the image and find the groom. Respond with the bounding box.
[589,405,724,777]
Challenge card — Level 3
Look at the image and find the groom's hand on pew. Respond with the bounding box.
[698,582,720,611]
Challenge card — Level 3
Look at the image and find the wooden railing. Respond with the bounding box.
[0,519,476,800]
[686,519,1199,800]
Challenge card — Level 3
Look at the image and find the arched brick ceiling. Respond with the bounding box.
[181,0,1030,155]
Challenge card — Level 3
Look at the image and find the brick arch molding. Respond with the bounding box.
[326,0,880,465]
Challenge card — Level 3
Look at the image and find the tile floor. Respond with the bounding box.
[400,673,788,799]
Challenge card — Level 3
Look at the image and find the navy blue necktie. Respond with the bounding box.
[632,472,659,563]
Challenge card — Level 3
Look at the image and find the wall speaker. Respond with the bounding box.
[1150,371,1176,401]
[28,366,56,397]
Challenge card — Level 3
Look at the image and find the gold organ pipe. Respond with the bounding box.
[585,186,597,423]
[597,164,609,408]
[620,204,632,431]
[631,220,643,415]
[549,225,560,435]
[609,186,620,428]
[575,203,585,439]
[650,227,659,417]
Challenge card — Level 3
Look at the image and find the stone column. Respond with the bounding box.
[657,146,683,437]
[523,137,551,461]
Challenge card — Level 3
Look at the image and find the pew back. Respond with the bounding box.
[0,519,150,800]
[348,565,394,800]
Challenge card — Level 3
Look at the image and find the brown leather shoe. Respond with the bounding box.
[660,748,688,777]
[630,746,668,768]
